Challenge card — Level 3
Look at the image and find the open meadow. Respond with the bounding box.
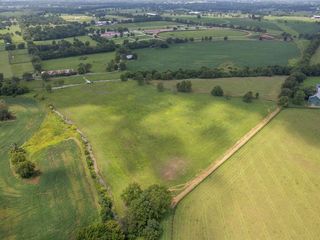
[42,51,115,72]
[0,50,33,78]
[153,76,286,101]
[127,40,299,71]
[158,28,248,40]
[162,109,320,240]
[46,81,276,212]
[0,97,99,240]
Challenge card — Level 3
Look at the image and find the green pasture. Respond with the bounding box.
[158,28,247,40]
[8,49,31,64]
[33,35,98,46]
[127,40,299,71]
[0,50,33,78]
[164,109,320,240]
[0,97,99,240]
[42,51,115,72]
[167,15,282,32]
[47,81,275,212]
[0,24,24,43]
[154,76,286,101]
[110,21,183,30]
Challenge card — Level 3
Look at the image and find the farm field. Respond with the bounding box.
[34,35,98,46]
[61,14,94,22]
[42,51,115,72]
[154,76,286,100]
[0,50,33,78]
[158,28,248,39]
[8,49,32,64]
[127,40,299,71]
[164,109,320,240]
[0,97,99,240]
[46,81,276,212]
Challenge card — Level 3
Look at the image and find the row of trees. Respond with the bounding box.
[77,183,171,240]
[28,38,116,60]
[9,144,37,179]
[123,65,292,82]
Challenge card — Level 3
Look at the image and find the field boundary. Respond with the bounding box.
[51,107,108,190]
[171,107,281,207]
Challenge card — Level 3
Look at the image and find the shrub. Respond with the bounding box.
[15,161,36,178]
[157,82,164,92]
[0,100,13,121]
[278,96,289,107]
[211,85,224,96]
[292,90,306,105]
[243,91,254,103]
[176,80,192,93]
[76,221,125,240]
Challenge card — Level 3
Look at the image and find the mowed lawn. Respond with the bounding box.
[159,28,247,39]
[165,109,320,240]
[0,50,33,78]
[0,98,99,240]
[42,51,115,72]
[47,81,275,212]
[127,41,299,71]
[153,76,286,101]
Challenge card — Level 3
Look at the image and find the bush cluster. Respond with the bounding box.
[9,145,36,179]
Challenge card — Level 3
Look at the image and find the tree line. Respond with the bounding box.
[24,22,89,41]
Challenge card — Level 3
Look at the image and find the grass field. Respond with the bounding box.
[162,109,320,240]
[34,35,98,46]
[8,49,32,64]
[46,81,275,212]
[127,40,299,71]
[0,25,24,43]
[158,28,247,40]
[0,50,33,78]
[153,76,286,100]
[61,14,94,23]
[110,21,183,30]
[311,46,320,65]
[0,97,99,240]
[42,51,115,72]
[166,15,282,32]
[302,77,320,88]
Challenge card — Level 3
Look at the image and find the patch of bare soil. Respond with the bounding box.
[161,158,187,181]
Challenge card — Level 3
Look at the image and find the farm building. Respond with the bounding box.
[308,84,320,106]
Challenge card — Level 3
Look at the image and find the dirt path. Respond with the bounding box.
[171,107,281,207]
[52,79,120,90]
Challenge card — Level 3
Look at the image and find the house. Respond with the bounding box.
[312,15,320,19]
[126,54,134,60]
[308,84,320,106]
[41,69,76,77]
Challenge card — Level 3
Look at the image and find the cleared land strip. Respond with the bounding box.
[52,79,120,90]
[171,107,281,207]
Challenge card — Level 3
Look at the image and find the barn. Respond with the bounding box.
[308,84,320,106]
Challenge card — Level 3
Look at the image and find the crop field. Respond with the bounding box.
[0,50,33,78]
[0,97,99,240]
[154,76,286,100]
[42,51,115,72]
[158,28,248,40]
[127,40,299,71]
[162,109,320,240]
[46,81,275,212]
[34,35,98,46]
